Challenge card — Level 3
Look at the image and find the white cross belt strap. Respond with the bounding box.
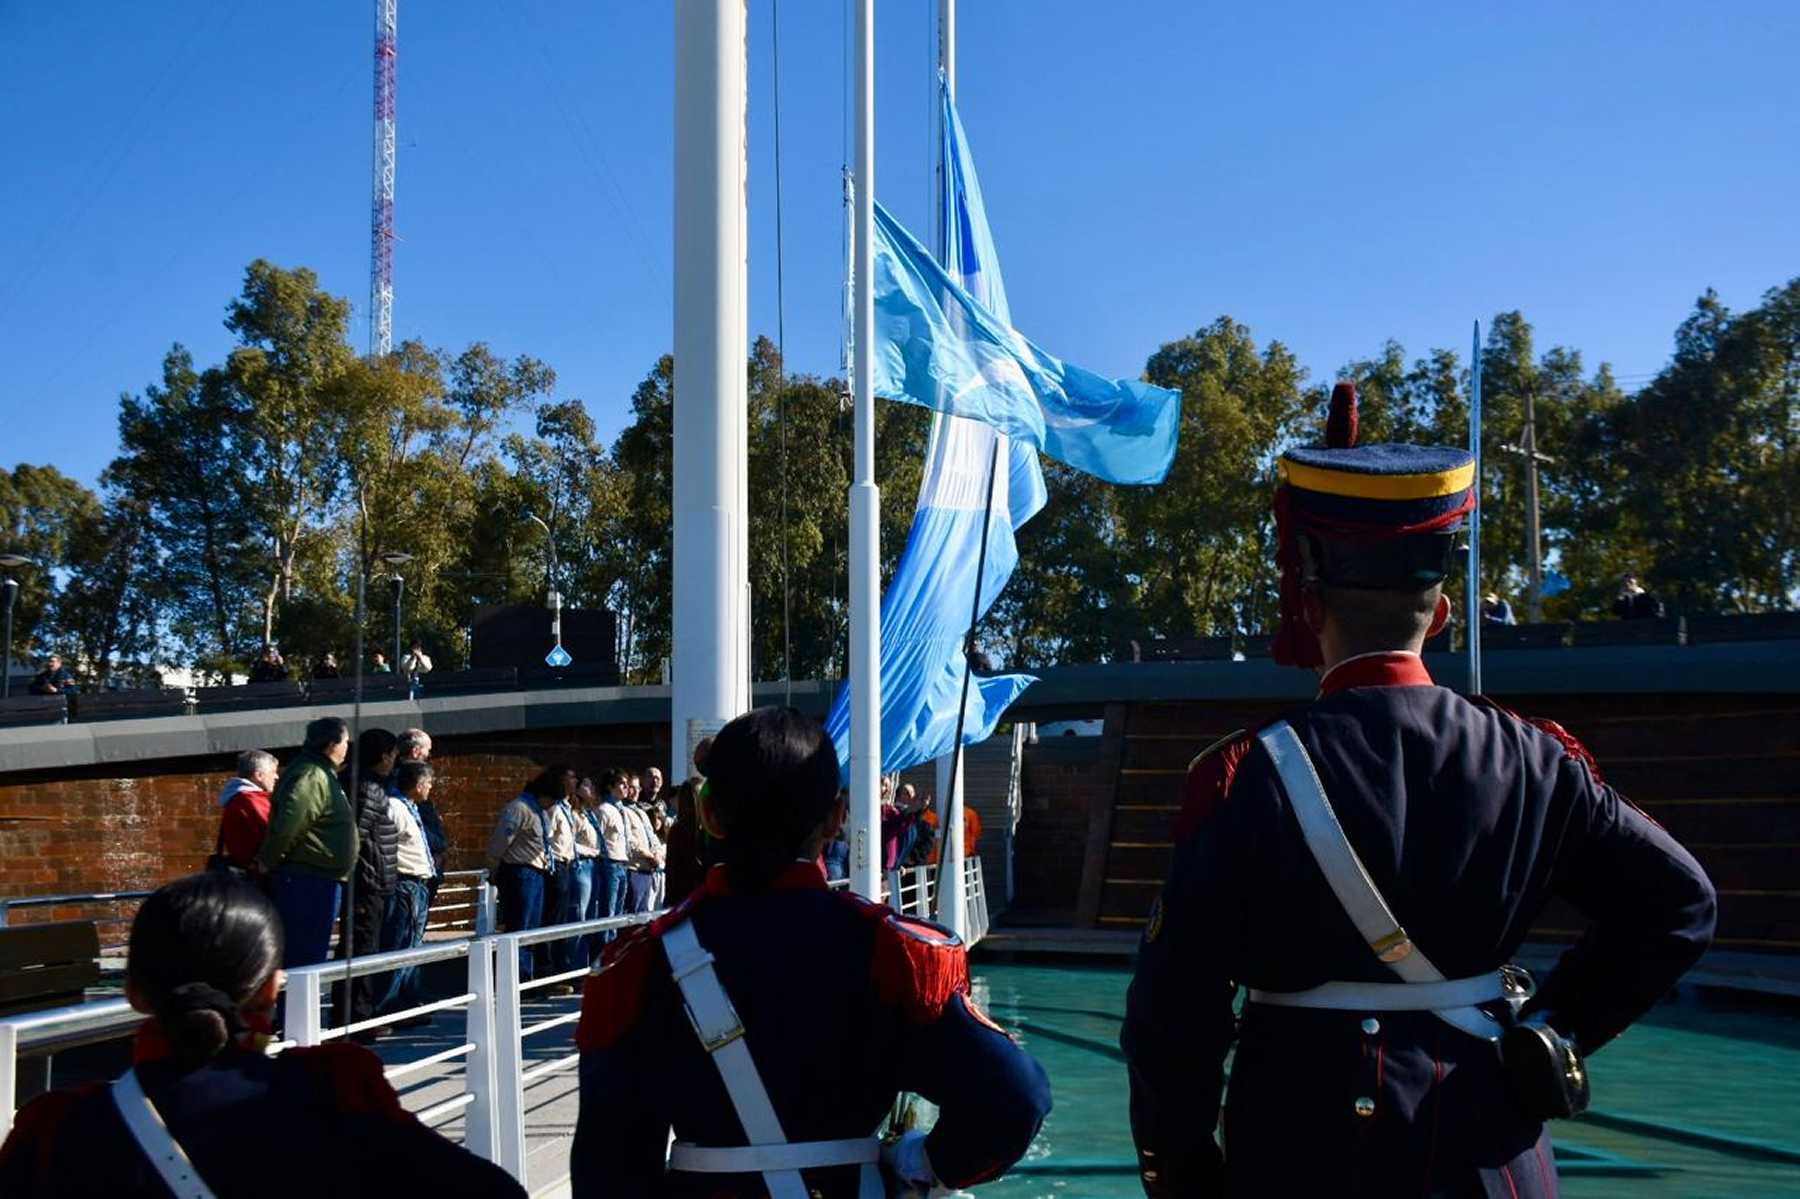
[1255,721,1504,1042]
[661,919,884,1199]
[1248,975,1505,1011]
[111,1068,220,1199]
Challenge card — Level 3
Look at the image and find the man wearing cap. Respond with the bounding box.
[1120,384,1716,1198]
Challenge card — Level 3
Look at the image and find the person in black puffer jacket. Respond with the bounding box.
[336,728,400,1038]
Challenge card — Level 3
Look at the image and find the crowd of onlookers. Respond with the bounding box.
[247,640,434,686]
[210,718,446,1041]
[482,757,714,988]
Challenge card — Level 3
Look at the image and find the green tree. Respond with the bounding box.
[0,463,101,664]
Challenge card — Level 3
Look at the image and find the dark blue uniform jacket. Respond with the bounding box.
[0,1023,524,1197]
[572,861,1051,1197]
[1121,652,1716,1198]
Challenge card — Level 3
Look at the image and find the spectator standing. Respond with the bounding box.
[593,771,633,945]
[1481,592,1517,625]
[484,767,564,982]
[213,750,279,872]
[247,645,288,684]
[392,728,446,881]
[338,728,400,1037]
[0,873,526,1197]
[380,759,438,1019]
[255,717,354,968]
[400,639,433,686]
[822,788,851,883]
[566,778,603,967]
[642,776,671,908]
[312,652,341,681]
[543,768,579,984]
[663,779,709,900]
[371,649,393,674]
[1614,574,1665,620]
[29,654,76,696]
[620,779,663,913]
[641,765,665,819]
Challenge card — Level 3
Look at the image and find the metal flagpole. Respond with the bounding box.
[1468,320,1484,695]
[931,0,972,939]
[847,0,883,901]
[672,0,751,782]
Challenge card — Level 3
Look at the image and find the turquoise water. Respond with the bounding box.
[970,961,1800,1198]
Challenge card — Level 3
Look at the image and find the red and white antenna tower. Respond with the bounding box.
[370,0,397,357]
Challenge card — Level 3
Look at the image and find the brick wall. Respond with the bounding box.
[0,723,672,939]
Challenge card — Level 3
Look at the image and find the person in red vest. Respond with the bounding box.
[213,749,279,870]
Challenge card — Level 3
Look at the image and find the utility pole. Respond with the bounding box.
[1504,385,1555,622]
[370,0,397,356]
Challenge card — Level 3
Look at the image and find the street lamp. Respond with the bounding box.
[0,553,35,700]
[380,551,414,679]
[524,513,563,651]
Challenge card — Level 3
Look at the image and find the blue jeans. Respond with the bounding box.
[378,878,432,1014]
[540,865,572,979]
[563,859,596,971]
[627,869,655,915]
[496,864,545,982]
[270,869,343,969]
[598,859,629,947]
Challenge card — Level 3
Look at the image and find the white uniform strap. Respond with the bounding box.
[1256,721,1503,1041]
[1247,974,1504,1011]
[111,1069,220,1199]
[661,919,812,1199]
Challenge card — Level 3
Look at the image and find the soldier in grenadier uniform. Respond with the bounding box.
[571,706,1051,1197]
[1121,384,1717,1197]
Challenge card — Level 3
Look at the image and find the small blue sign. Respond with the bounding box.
[545,644,573,668]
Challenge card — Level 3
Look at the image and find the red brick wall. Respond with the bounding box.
[0,723,673,940]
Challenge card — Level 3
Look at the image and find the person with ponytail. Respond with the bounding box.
[0,872,524,1196]
[570,706,1052,1198]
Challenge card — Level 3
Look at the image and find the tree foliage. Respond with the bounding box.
[8,262,1799,683]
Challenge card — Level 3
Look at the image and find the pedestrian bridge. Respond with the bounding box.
[0,858,991,1196]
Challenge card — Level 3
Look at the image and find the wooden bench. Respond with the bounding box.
[0,694,67,728]
[70,688,189,722]
[1569,618,1683,647]
[1,921,107,1107]
[193,680,308,713]
[304,675,412,704]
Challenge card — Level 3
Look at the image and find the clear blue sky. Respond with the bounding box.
[4,1,1796,488]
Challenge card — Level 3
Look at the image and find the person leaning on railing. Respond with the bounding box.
[0,873,525,1197]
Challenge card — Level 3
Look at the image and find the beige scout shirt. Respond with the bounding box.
[389,796,435,881]
[621,802,664,871]
[485,795,550,872]
[547,800,578,866]
[596,799,630,862]
[573,806,602,859]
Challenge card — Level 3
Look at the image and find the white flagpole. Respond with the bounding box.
[848,0,883,901]
[1468,320,1484,695]
[671,0,750,781]
[931,0,970,939]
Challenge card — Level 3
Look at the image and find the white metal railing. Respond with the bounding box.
[1,859,992,1184]
[490,911,656,1179]
[427,869,497,936]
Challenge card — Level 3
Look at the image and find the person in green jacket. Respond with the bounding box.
[256,716,355,968]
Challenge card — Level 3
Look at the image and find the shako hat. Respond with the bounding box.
[1271,381,1475,668]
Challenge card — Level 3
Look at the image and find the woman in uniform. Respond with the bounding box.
[571,706,1052,1197]
[0,872,523,1197]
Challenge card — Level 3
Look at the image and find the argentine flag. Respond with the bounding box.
[826,87,1048,778]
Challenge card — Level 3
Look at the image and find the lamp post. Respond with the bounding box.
[525,513,562,651]
[380,551,414,679]
[0,554,33,700]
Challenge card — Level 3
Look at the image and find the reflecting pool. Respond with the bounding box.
[971,960,1800,1198]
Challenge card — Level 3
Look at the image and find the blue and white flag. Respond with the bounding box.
[825,87,1047,778]
[870,202,1182,486]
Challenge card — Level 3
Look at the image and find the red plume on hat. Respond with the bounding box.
[1326,380,1359,450]
[1271,381,1358,669]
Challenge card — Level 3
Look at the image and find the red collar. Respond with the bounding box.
[1318,651,1434,697]
[698,859,828,900]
